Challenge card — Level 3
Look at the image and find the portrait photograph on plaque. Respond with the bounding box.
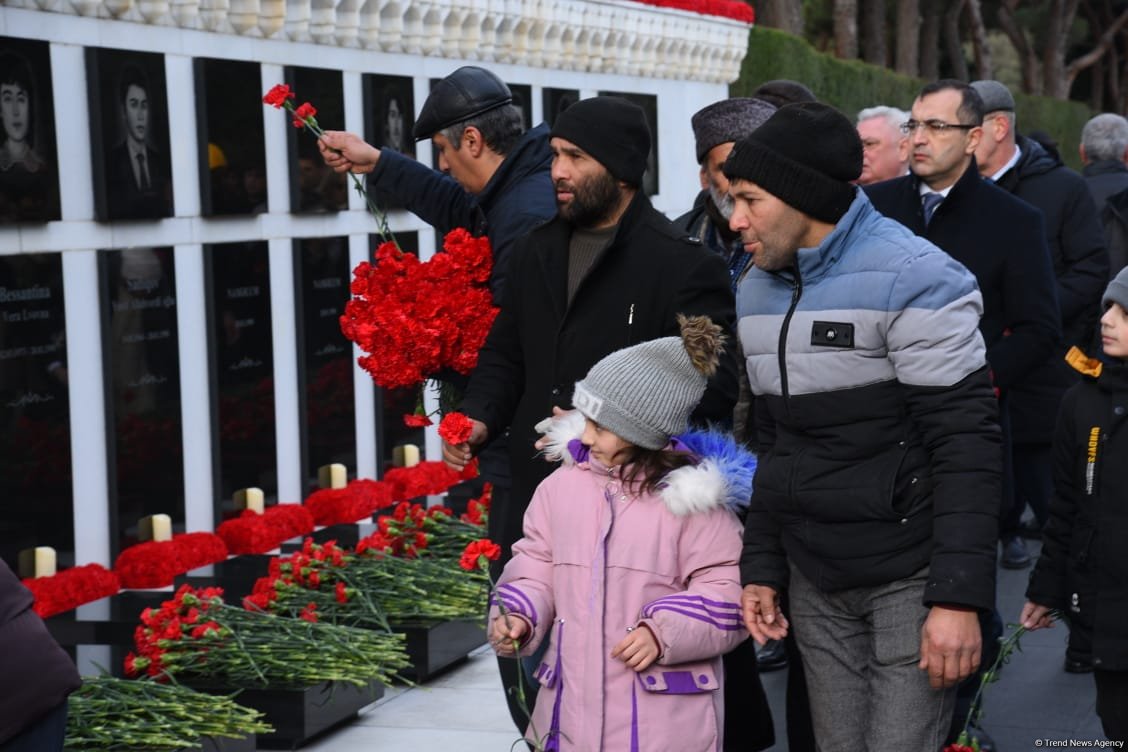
[599,90,659,196]
[99,246,184,555]
[0,253,73,571]
[286,66,346,214]
[507,83,532,131]
[195,59,268,216]
[87,48,174,222]
[542,87,578,127]
[0,37,61,224]
[294,236,355,491]
[204,241,276,520]
[362,73,415,211]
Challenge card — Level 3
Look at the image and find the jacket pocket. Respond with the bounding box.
[637,662,719,694]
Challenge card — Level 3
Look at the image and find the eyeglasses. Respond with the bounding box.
[900,119,978,135]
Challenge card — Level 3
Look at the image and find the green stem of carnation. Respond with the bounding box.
[285,102,398,248]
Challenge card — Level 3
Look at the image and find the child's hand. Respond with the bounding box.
[490,614,528,656]
[611,624,660,672]
[1020,601,1056,631]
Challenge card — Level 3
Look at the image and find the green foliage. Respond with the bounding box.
[731,26,1094,170]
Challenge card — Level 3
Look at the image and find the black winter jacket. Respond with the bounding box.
[459,191,740,560]
[866,160,1061,389]
[368,123,556,299]
[0,560,81,744]
[1027,355,1128,670]
[995,135,1110,441]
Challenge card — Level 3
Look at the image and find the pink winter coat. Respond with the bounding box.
[490,429,747,752]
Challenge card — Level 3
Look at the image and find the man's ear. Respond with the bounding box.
[1080,144,1088,164]
[699,165,709,191]
[463,125,485,158]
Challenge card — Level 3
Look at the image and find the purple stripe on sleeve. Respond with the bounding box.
[498,583,539,625]
[644,604,744,630]
[643,598,742,621]
[653,594,741,611]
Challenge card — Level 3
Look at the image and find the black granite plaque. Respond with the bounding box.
[599,90,659,196]
[99,247,184,555]
[285,67,345,214]
[294,237,355,492]
[87,48,174,221]
[0,37,61,224]
[363,73,414,159]
[195,59,268,216]
[507,83,532,131]
[205,242,276,520]
[542,87,579,128]
[0,254,72,571]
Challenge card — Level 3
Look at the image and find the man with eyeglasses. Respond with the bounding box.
[866,79,1062,751]
[970,79,1110,576]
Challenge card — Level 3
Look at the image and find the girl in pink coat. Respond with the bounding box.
[489,315,752,751]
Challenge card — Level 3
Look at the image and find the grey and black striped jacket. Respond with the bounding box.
[737,191,1003,612]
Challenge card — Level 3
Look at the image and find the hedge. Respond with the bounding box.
[731,26,1093,170]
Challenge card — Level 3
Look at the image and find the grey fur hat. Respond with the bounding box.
[691,97,777,163]
[571,315,724,451]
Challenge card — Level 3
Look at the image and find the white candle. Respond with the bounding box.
[18,546,57,578]
[402,444,421,468]
[146,513,173,542]
[235,487,265,514]
[317,463,347,489]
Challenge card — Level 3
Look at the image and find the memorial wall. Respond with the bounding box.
[0,0,749,571]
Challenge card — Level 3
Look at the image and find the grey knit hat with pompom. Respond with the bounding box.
[571,315,725,450]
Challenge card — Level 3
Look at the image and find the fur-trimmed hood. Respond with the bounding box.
[534,410,756,517]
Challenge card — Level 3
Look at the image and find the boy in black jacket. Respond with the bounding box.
[1023,266,1128,742]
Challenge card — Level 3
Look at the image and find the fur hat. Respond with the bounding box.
[691,97,777,163]
[572,315,725,450]
[723,102,861,223]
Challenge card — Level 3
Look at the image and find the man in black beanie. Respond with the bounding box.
[441,95,740,736]
[728,102,1003,750]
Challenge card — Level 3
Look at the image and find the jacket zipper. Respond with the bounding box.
[778,265,803,414]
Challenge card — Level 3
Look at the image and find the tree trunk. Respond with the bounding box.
[1041,0,1078,98]
[1060,8,1128,99]
[965,0,993,79]
[997,0,1040,94]
[943,0,968,83]
[861,0,887,66]
[895,0,920,75]
[754,0,804,35]
[920,0,941,80]
[834,0,859,59]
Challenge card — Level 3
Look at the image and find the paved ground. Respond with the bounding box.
[304,539,1108,751]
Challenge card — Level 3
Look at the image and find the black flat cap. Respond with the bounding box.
[412,66,512,142]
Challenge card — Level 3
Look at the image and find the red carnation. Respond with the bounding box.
[459,539,501,572]
[438,412,474,445]
[262,83,294,108]
[403,413,433,428]
[292,102,317,128]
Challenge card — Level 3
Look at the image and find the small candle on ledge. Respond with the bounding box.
[234,487,265,514]
[18,546,57,578]
[140,514,173,542]
[402,444,421,468]
[318,463,348,489]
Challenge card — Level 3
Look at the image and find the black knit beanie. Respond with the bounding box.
[723,102,862,224]
[550,96,651,185]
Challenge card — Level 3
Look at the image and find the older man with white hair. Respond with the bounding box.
[855,105,910,185]
[1081,112,1128,207]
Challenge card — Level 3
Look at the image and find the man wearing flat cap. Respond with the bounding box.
[319,65,555,298]
[441,95,740,733]
[727,101,1003,750]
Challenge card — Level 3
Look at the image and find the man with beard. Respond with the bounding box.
[677,97,777,292]
[441,95,740,737]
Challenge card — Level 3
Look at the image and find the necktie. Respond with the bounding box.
[136,152,151,191]
[922,191,943,227]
